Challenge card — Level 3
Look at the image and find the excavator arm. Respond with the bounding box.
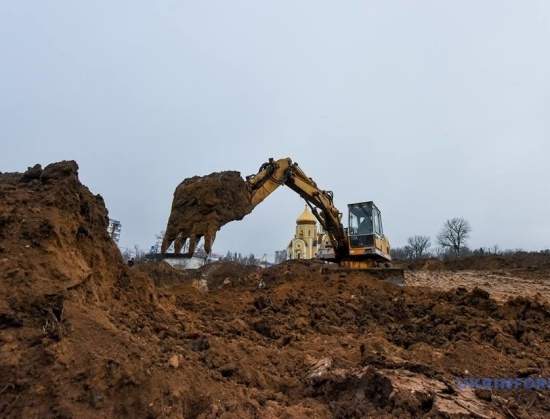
[161,157,349,259]
[246,158,349,259]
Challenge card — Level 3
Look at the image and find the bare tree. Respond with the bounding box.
[121,248,133,262]
[151,230,165,254]
[437,218,471,257]
[390,246,414,260]
[133,244,146,262]
[407,235,431,259]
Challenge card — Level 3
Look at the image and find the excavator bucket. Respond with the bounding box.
[161,171,254,255]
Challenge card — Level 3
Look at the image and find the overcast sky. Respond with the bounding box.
[1,1,549,258]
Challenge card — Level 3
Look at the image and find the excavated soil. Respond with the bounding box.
[1,161,550,418]
[162,172,253,253]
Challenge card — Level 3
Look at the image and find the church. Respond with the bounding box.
[286,206,332,260]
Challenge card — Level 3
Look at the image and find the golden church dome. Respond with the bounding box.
[296,205,316,225]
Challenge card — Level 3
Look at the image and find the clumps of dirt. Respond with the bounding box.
[164,260,550,417]
[2,161,550,418]
[306,362,503,418]
[161,171,253,254]
[136,260,261,291]
[196,261,261,289]
[133,260,192,286]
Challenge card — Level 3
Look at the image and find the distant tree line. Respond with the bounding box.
[121,245,147,263]
[391,216,550,261]
[120,229,268,267]
[221,251,261,265]
[391,217,472,260]
[392,217,473,261]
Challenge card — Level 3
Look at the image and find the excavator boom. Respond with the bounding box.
[245,158,348,259]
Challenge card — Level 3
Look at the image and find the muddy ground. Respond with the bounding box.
[407,270,550,304]
[406,255,550,303]
[1,161,550,418]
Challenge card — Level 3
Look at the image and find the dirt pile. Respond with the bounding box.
[161,261,550,417]
[1,161,549,418]
[161,171,253,254]
[0,162,161,417]
[136,261,261,291]
[134,260,192,286]
[0,160,137,316]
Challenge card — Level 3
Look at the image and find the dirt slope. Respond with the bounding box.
[1,161,549,418]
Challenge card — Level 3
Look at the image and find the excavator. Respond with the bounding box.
[161,157,404,284]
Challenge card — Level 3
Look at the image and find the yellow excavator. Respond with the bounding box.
[245,158,393,268]
[162,157,403,283]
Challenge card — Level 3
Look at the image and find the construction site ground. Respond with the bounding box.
[407,269,550,304]
[1,161,549,418]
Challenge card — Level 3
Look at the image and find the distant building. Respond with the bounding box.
[274,250,287,264]
[162,254,207,269]
[107,219,121,243]
[259,253,273,268]
[286,206,332,260]
[146,235,223,270]
[146,251,222,270]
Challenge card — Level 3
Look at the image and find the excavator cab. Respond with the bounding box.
[347,202,391,262]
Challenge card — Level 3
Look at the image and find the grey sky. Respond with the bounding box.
[1,1,549,257]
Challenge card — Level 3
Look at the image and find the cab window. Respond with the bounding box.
[349,204,374,235]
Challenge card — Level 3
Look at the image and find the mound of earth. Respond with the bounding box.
[1,161,549,418]
[134,260,193,286]
[136,260,261,291]
[0,162,166,417]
